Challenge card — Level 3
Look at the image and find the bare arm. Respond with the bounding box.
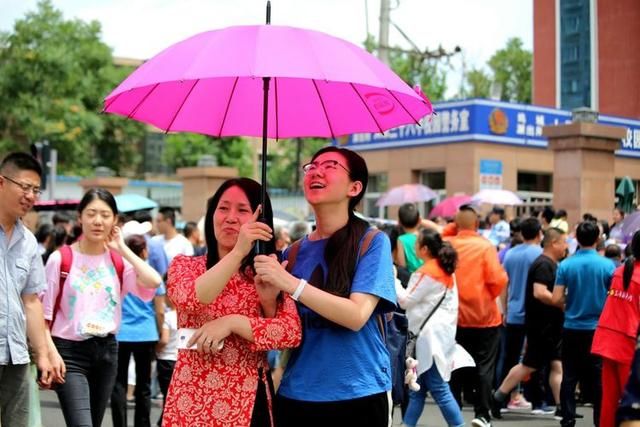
[22,294,52,386]
[107,226,161,288]
[153,295,165,335]
[533,283,555,306]
[254,255,380,331]
[551,285,566,309]
[396,240,407,268]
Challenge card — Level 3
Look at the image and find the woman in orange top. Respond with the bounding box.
[396,228,464,427]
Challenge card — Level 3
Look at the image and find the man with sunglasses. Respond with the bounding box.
[0,152,56,427]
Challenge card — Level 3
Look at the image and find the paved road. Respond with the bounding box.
[38,390,594,427]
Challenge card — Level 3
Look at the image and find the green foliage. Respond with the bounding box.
[266,138,329,191]
[163,133,253,177]
[487,38,532,103]
[0,0,146,175]
[363,34,447,102]
[461,67,492,99]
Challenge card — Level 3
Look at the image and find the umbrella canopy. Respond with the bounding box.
[428,194,472,218]
[376,184,437,207]
[103,25,432,140]
[103,3,433,253]
[471,189,523,206]
[115,194,158,213]
[616,176,636,213]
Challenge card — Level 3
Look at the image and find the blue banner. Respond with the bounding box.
[341,99,640,158]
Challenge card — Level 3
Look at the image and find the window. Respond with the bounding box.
[364,173,388,217]
[420,171,446,216]
[560,0,591,109]
[517,172,553,192]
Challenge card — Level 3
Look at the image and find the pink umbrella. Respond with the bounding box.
[103,3,432,251]
[376,184,438,207]
[428,194,472,218]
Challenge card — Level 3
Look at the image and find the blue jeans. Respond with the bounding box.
[404,365,465,427]
[53,335,119,427]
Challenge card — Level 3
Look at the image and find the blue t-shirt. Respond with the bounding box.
[503,243,542,325]
[278,231,396,402]
[117,282,166,342]
[555,249,615,330]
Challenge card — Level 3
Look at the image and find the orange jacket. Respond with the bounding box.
[444,227,508,328]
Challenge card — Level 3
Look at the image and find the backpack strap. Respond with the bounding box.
[51,245,73,329]
[109,249,125,288]
[359,228,381,258]
[285,239,303,274]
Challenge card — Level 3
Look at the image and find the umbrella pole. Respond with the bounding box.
[256,1,272,255]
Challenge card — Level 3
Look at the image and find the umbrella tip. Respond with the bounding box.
[266,1,271,25]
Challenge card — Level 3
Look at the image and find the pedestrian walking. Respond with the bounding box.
[42,188,162,427]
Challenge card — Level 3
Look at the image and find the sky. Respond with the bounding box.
[1,0,533,98]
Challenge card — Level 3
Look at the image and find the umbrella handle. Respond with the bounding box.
[255,217,268,255]
[266,1,271,25]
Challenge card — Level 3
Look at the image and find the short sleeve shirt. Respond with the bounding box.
[555,249,615,330]
[0,221,46,365]
[524,254,563,333]
[278,231,396,401]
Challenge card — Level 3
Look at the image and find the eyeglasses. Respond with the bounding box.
[1,175,42,197]
[301,159,350,175]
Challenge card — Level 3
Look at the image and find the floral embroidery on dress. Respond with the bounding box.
[162,255,301,427]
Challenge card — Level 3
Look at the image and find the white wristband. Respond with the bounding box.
[291,279,307,301]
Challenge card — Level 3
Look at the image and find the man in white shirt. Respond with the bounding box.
[152,207,193,263]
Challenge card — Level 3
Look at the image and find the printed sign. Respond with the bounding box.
[340,99,640,158]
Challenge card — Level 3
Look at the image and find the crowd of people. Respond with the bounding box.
[2,147,640,427]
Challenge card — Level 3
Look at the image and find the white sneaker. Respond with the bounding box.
[471,416,491,427]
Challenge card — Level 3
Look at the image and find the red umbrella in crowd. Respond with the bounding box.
[103,3,433,253]
[428,194,472,218]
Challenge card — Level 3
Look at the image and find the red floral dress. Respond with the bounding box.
[162,255,301,427]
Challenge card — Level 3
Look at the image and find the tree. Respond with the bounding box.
[488,38,532,103]
[266,138,329,191]
[458,66,492,99]
[163,133,253,177]
[364,34,448,102]
[0,0,146,175]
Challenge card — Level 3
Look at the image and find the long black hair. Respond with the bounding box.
[623,230,640,290]
[204,178,275,275]
[311,146,370,297]
[78,188,118,216]
[417,228,457,275]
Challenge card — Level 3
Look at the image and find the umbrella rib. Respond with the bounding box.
[311,79,335,139]
[349,83,384,134]
[274,77,279,141]
[385,88,421,125]
[165,79,200,133]
[127,83,160,119]
[217,76,239,137]
[102,92,122,113]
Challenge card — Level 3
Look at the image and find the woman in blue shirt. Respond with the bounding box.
[254,147,396,427]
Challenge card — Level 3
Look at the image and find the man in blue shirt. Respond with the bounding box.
[488,207,511,247]
[552,220,615,427]
[497,217,542,413]
[0,152,56,427]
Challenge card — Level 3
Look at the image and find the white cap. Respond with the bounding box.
[121,220,152,238]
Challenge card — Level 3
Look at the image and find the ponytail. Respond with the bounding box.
[623,230,640,291]
[417,228,458,275]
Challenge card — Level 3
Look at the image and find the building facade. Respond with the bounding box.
[341,99,640,218]
[533,0,640,117]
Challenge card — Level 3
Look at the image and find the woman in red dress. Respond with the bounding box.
[162,178,302,427]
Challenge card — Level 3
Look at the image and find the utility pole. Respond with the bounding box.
[378,0,390,65]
